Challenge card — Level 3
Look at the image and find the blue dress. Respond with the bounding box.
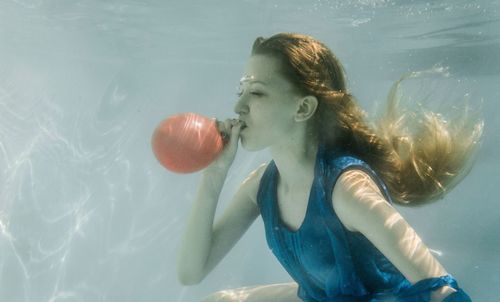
[256,145,471,301]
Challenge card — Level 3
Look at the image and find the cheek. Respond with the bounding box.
[239,121,272,150]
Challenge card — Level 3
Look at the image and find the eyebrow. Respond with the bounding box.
[239,75,267,85]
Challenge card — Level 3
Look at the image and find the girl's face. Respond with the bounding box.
[234,55,303,151]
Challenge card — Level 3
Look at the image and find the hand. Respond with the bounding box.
[205,118,243,173]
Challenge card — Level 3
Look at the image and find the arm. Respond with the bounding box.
[332,169,457,301]
[176,164,264,285]
[176,117,264,285]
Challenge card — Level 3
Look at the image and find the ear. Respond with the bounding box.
[295,95,318,122]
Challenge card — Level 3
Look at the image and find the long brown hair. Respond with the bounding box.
[251,33,483,206]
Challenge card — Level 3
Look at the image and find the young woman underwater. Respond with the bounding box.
[176,33,482,301]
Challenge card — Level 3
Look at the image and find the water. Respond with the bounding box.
[0,0,499,301]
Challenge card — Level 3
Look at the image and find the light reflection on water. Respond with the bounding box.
[0,1,498,301]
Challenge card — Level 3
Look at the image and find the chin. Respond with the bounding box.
[240,138,266,152]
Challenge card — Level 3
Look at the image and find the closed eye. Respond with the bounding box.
[236,91,264,97]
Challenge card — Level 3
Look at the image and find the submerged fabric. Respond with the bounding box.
[256,145,471,301]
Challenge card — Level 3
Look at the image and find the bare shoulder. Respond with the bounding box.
[332,169,451,285]
[240,162,268,206]
[332,169,388,232]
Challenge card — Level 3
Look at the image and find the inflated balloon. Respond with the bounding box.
[151,113,224,173]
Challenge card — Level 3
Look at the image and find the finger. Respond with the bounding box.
[224,118,237,129]
[223,119,238,130]
[214,122,225,143]
[215,119,222,131]
[216,119,230,140]
[228,120,243,146]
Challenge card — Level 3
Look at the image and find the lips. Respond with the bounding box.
[238,119,247,129]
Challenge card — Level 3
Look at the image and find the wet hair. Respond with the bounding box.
[251,33,483,206]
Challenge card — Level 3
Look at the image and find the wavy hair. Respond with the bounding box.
[251,33,483,206]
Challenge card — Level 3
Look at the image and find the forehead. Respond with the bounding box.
[241,55,290,87]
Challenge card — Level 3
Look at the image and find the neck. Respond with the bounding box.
[269,134,319,193]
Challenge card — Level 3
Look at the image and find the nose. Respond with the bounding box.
[234,94,248,116]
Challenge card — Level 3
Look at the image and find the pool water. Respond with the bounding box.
[0,1,498,301]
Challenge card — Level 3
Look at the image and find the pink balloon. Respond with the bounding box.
[151,113,224,173]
